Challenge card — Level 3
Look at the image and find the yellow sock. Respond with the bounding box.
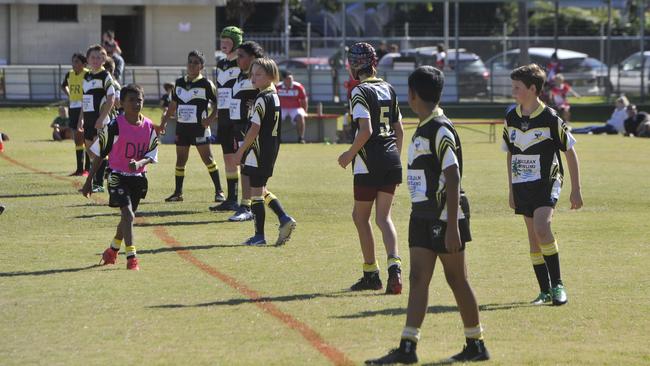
[363,262,379,273]
[530,252,545,265]
[110,237,122,251]
[540,240,559,256]
[125,245,136,258]
[464,324,484,340]
[387,256,402,269]
[401,326,421,342]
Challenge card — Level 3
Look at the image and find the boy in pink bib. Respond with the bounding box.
[83,84,159,270]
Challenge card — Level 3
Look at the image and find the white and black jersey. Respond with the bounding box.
[215,57,240,125]
[242,86,281,177]
[407,108,465,221]
[349,77,402,176]
[82,68,115,123]
[229,72,258,125]
[172,75,217,128]
[502,103,576,187]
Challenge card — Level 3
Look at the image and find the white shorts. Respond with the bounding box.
[282,108,307,124]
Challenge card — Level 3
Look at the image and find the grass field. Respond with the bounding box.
[1,107,649,365]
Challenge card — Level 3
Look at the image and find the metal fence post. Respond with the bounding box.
[640,0,646,103]
[307,22,313,100]
[28,68,32,101]
[156,68,161,100]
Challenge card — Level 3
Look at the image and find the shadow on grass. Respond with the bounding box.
[135,219,230,227]
[138,242,250,254]
[0,192,75,198]
[335,301,535,319]
[75,210,201,219]
[148,290,381,309]
[0,264,101,277]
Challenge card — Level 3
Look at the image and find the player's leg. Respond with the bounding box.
[525,215,551,304]
[295,112,306,143]
[375,189,401,294]
[533,206,566,305]
[245,181,267,245]
[350,193,382,291]
[196,143,225,202]
[166,144,189,201]
[439,251,490,362]
[212,124,239,210]
[262,188,296,245]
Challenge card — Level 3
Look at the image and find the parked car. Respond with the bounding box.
[610,51,650,96]
[484,47,609,96]
[277,57,331,71]
[400,47,490,98]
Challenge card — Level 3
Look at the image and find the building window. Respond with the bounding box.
[38,5,78,22]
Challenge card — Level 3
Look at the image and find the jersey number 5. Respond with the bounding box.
[378,106,391,137]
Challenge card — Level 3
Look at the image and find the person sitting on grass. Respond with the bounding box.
[623,104,650,137]
[51,106,73,141]
[572,95,629,135]
[82,84,159,271]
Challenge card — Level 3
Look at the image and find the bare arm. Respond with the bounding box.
[443,164,461,253]
[202,102,218,129]
[301,96,308,113]
[338,118,371,169]
[564,147,583,209]
[94,95,115,129]
[392,121,404,153]
[160,100,177,131]
[507,151,514,209]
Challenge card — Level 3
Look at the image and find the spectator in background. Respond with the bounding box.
[435,43,447,69]
[546,51,562,83]
[389,44,400,54]
[102,30,122,55]
[51,106,73,141]
[623,104,650,137]
[277,70,308,143]
[0,132,7,152]
[549,74,580,123]
[104,41,125,84]
[376,41,389,61]
[160,82,174,115]
[572,96,629,135]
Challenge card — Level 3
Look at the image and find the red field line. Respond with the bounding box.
[1,152,354,366]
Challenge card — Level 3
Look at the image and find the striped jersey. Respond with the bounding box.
[229,72,257,124]
[172,74,217,126]
[82,68,115,115]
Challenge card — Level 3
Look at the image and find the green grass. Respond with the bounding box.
[1,107,649,365]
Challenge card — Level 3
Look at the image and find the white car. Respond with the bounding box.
[610,51,650,96]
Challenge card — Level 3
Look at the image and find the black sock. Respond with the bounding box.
[543,253,563,287]
[227,178,238,202]
[84,152,91,171]
[251,198,265,236]
[264,192,288,221]
[399,339,417,354]
[174,175,184,195]
[206,163,222,192]
[533,263,551,293]
[75,149,83,172]
[94,159,107,186]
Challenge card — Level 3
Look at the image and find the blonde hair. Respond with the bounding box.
[554,73,565,83]
[251,58,280,84]
[86,44,107,59]
[616,95,629,107]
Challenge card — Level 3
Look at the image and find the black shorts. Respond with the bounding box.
[248,174,269,188]
[354,168,402,187]
[218,122,245,154]
[176,124,210,146]
[513,180,561,218]
[408,216,471,253]
[108,173,148,212]
[68,107,82,129]
[83,112,99,140]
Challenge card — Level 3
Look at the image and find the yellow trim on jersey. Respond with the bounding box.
[185,74,204,83]
[417,107,445,128]
[515,101,546,119]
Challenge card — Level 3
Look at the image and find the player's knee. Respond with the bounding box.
[374,215,391,229]
[352,210,368,225]
[121,209,135,223]
[533,223,553,241]
[444,270,467,289]
[409,269,427,287]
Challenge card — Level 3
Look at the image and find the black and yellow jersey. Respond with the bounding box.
[172,74,217,127]
[501,103,576,186]
[243,86,281,175]
[216,57,240,128]
[229,72,257,124]
[349,77,402,175]
[82,68,115,119]
[407,108,465,220]
[62,68,89,108]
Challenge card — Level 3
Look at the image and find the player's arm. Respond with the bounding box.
[392,105,403,153]
[338,117,371,169]
[563,147,583,210]
[130,129,159,171]
[61,74,70,98]
[203,81,218,128]
[443,164,461,253]
[235,97,264,162]
[299,86,308,112]
[95,78,116,129]
[506,151,514,209]
[82,124,114,196]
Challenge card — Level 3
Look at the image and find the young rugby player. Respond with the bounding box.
[233,58,296,245]
[82,44,115,193]
[505,64,583,306]
[61,52,89,176]
[337,42,403,294]
[82,84,158,271]
[227,41,265,222]
[210,26,244,211]
[160,50,224,203]
[366,66,489,365]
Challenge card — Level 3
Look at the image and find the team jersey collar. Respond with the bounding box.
[417,107,445,128]
[261,84,277,93]
[361,76,383,84]
[90,66,105,74]
[515,101,545,119]
[185,74,204,83]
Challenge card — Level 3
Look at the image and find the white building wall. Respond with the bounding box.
[145,5,215,66]
[9,4,100,64]
[0,5,9,64]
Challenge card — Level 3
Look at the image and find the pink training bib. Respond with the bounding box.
[109,114,153,174]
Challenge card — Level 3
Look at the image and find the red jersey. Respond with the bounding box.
[277,81,306,109]
[550,83,570,108]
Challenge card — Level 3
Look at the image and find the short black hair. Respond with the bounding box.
[163,82,174,91]
[237,41,265,59]
[120,83,144,101]
[72,52,86,64]
[188,50,206,65]
[280,69,292,79]
[408,66,445,104]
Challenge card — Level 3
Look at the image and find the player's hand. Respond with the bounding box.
[508,190,515,209]
[233,150,243,165]
[338,151,353,169]
[77,125,84,133]
[128,159,139,171]
[202,116,214,129]
[81,178,93,198]
[445,224,462,253]
[570,189,583,210]
[94,119,103,130]
[155,123,166,136]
